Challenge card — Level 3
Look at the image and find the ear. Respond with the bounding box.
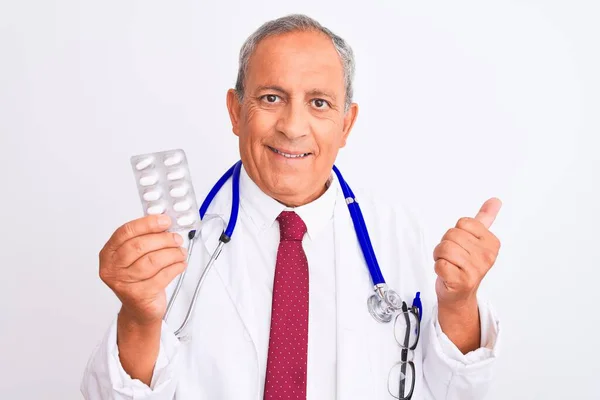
[339,102,359,148]
[226,89,242,137]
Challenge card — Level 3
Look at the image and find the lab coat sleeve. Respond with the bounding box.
[422,300,500,399]
[80,317,181,400]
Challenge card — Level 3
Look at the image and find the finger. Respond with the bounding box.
[434,259,463,285]
[442,228,480,254]
[119,247,187,282]
[433,240,471,270]
[474,197,502,230]
[455,217,489,240]
[136,261,188,292]
[444,227,499,274]
[105,215,172,252]
[114,232,184,268]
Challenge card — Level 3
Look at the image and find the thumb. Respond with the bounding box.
[475,197,502,229]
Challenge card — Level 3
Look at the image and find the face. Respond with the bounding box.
[226,30,358,207]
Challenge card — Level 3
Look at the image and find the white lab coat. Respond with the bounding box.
[81,175,500,399]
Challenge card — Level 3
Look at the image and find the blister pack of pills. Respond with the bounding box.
[130,149,200,232]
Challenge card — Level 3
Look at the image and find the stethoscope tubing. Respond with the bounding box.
[164,161,390,335]
[332,165,385,285]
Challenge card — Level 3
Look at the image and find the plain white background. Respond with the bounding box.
[1,0,598,398]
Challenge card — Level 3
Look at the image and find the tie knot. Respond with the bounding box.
[277,211,307,241]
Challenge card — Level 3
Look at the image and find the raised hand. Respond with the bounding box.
[433,198,502,353]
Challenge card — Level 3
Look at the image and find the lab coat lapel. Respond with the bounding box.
[198,184,260,362]
[333,189,378,399]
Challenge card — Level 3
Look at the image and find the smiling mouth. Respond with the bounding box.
[268,146,312,159]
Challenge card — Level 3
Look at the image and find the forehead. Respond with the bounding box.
[245,30,345,93]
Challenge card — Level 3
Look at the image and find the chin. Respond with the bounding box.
[269,174,305,193]
[264,172,303,192]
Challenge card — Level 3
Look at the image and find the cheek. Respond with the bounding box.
[313,118,345,155]
[242,107,277,142]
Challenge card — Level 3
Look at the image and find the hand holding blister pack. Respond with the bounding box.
[130,149,200,233]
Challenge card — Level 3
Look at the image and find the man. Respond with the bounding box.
[82,14,501,399]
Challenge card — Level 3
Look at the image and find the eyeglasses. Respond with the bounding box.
[387,301,421,399]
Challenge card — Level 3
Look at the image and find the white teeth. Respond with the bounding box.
[270,147,309,158]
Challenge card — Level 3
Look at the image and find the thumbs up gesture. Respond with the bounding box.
[434,198,502,307]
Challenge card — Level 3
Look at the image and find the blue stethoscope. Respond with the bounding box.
[164,160,420,337]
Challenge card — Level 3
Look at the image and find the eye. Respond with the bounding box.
[311,98,330,110]
[261,94,281,104]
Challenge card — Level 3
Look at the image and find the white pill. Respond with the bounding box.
[139,174,158,186]
[173,199,191,212]
[177,214,196,227]
[142,190,161,201]
[164,152,183,166]
[135,156,154,171]
[169,184,188,198]
[167,168,185,181]
[147,204,165,215]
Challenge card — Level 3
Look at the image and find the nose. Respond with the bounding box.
[275,100,309,140]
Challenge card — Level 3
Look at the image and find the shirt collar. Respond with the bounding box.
[239,164,338,240]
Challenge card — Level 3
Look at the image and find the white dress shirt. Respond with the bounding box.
[237,166,338,399]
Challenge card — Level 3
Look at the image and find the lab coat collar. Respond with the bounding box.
[196,177,260,376]
[239,164,338,241]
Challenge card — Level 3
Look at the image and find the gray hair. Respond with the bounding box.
[234,14,355,112]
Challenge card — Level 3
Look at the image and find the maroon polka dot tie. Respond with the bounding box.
[264,211,309,399]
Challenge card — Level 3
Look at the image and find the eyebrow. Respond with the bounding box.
[255,85,289,95]
[255,85,337,102]
[307,89,337,102]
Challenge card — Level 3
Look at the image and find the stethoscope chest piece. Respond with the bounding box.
[367,288,403,323]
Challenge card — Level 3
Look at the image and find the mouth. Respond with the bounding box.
[267,146,312,159]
